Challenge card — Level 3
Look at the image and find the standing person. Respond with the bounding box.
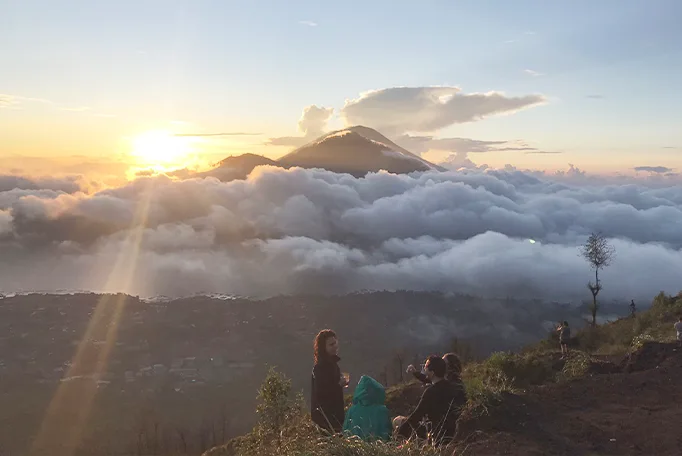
[557,321,571,359]
[310,329,348,433]
[630,300,637,318]
[675,317,682,350]
[395,356,466,447]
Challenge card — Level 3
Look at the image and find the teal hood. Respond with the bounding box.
[352,375,386,406]
[343,375,391,441]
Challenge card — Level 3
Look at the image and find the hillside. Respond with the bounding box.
[171,153,281,182]
[0,291,581,456]
[203,291,682,456]
[448,291,682,455]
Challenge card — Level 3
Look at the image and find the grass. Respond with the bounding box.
[203,291,682,456]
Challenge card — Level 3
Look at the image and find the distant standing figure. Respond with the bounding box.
[311,329,348,433]
[630,300,637,318]
[557,321,571,359]
[675,317,682,350]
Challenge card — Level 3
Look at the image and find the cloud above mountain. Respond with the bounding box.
[341,86,547,136]
[1,166,681,302]
[267,105,333,147]
[266,86,548,157]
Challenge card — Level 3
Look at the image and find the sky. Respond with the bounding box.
[1,0,682,178]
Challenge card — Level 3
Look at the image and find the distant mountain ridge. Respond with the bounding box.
[278,126,445,176]
[176,126,443,181]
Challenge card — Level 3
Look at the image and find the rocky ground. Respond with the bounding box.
[452,342,682,455]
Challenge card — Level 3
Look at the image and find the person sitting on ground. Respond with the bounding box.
[557,321,571,359]
[407,352,463,387]
[394,355,467,447]
[310,329,348,434]
[342,375,392,441]
[674,317,682,350]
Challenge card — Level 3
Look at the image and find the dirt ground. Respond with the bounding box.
[453,343,682,455]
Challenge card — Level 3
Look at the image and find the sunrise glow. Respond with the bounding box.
[129,130,196,169]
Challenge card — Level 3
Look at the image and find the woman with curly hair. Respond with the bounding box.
[310,329,348,433]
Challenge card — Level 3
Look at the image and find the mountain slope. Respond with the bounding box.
[277,126,444,176]
[197,153,279,181]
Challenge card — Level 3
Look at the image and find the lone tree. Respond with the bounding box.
[579,232,615,326]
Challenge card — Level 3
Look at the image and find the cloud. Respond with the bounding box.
[341,86,547,135]
[299,20,318,27]
[0,94,15,108]
[524,69,544,77]
[524,150,563,155]
[0,175,83,194]
[60,106,91,112]
[394,135,552,169]
[397,135,541,155]
[0,94,95,114]
[0,94,52,109]
[266,105,334,147]
[634,166,673,174]
[174,132,262,137]
[1,166,681,302]
[586,95,605,99]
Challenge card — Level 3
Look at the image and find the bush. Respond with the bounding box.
[463,368,516,418]
[558,351,592,382]
[477,351,555,388]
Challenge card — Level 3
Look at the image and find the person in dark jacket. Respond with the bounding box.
[395,356,467,446]
[310,329,348,433]
[407,352,463,386]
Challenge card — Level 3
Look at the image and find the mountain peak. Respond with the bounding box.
[278,126,442,176]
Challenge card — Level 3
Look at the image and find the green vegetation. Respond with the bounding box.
[203,291,682,456]
[205,368,444,456]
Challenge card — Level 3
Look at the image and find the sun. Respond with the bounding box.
[129,130,195,169]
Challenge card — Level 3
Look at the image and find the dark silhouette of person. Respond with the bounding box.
[630,300,636,318]
[310,329,348,433]
[557,321,571,359]
[407,352,465,395]
[395,355,466,446]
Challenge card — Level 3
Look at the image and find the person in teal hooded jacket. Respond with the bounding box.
[342,375,391,441]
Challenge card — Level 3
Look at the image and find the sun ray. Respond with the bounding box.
[29,181,155,456]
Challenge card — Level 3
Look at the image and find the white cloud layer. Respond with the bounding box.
[1,167,681,303]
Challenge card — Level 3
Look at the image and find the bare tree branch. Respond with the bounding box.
[579,232,615,326]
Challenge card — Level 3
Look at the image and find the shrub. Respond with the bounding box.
[558,351,592,382]
[477,351,555,388]
[463,369,516,418]
[631,333,655,351]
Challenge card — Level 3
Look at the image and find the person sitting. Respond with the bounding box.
[675,317,682,350]
[394,356,467,447]
[407,352,463,386]
[342,375,392,441]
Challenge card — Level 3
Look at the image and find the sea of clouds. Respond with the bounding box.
[1,166,681,302]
